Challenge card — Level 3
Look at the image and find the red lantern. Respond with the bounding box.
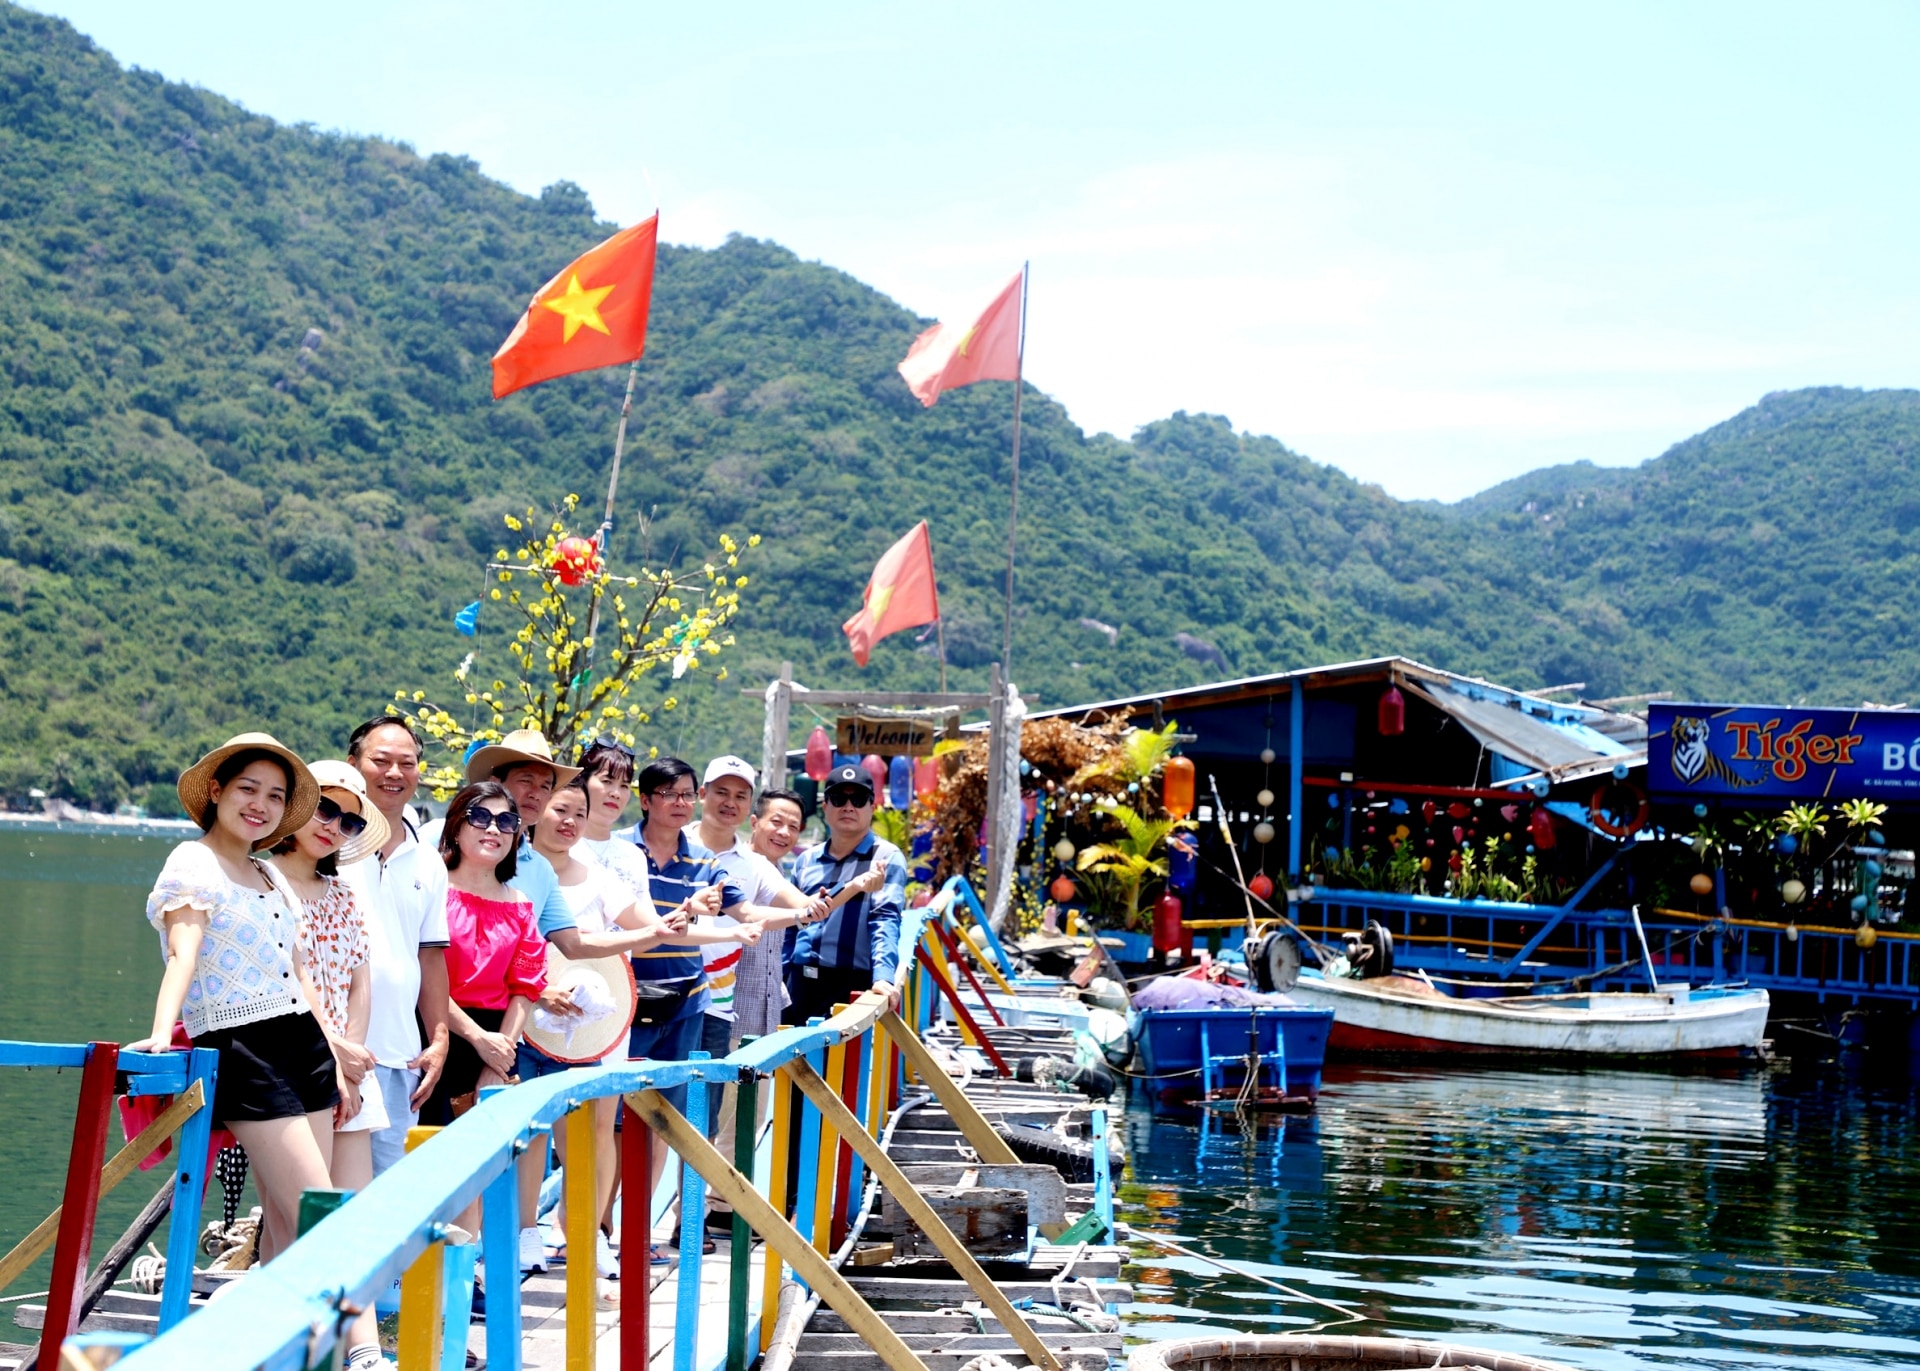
[1528,808,1556,851]
[909,888,933,908]
[549,535,601,587]
[1249,872,1275,903]
[1022,792,1038,826]
[912,756,939,799]
[1162,756,1195,819]
[862,754,889,796]
[1152,891,1184,954]
[804,726,833,783]
[1378,684,1405,737]
[1049,875,1077,903]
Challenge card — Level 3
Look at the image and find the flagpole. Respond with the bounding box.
[1000,262,1028,675]
[578,358,641,716]
[936,615,949,694]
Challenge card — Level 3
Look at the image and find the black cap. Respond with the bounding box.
[824,764,874,797]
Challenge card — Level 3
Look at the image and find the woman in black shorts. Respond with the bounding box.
[131,733,341,1264]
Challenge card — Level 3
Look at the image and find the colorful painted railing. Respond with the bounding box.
[0,1042,216,1370]
[118,878,1065,1371]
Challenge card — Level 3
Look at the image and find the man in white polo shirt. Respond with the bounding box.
[341,715,452,1176]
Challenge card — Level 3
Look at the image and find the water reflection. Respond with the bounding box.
[1120,1063,1920,1369]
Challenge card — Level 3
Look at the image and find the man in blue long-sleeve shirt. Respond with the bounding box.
[785,764,907,1025]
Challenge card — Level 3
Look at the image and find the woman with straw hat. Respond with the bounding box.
[131,733,339,1265]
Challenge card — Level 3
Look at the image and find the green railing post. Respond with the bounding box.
[726,1043,759,1371]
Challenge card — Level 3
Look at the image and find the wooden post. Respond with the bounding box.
[159,1049,216,1332]
[983,663,1006,918]
[810,1038,845,1257]
[625,1091,929,1371]
[726,1071,757,1371]
[930,917,1007,1024]
[619,1100,652,1371]
[758,1072,792,1354]
[785,1059,1063,1371]
[829,1032,863,1251]
[564,1105,597,1371]
[761,662,793,791]
[397,1128,444,1371]
[38,1041,118,1371]
[675,1059,711,1371]
[914,946,1011,1077]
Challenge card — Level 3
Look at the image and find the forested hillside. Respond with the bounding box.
[2,4,1915,812]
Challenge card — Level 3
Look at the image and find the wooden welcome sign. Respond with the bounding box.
[836,715,936,756]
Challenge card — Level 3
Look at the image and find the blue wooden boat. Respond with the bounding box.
[1128,980,1334,1107]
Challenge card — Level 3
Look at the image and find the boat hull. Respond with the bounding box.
[1289,972,1770,1060]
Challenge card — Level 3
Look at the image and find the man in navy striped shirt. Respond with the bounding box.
[785,764,908,1026]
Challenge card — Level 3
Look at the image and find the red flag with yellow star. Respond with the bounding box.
[896,269,1023,407]
[843,521,940,666]
[492,215,659,399]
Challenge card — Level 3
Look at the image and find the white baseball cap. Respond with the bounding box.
[703,755,758,788]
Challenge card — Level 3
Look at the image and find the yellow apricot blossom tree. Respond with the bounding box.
[391,494,758,796]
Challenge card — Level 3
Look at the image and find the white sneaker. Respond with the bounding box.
[518,1226,547,1273]
[595,1230,619,1280]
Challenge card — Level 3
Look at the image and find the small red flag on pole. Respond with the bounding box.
[896,270,1024,408]
[492,215,660,399]
[843,521,941,666]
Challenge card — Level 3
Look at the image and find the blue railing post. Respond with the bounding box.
[675,1053,711,1371]
[479,1086,522,1371]
[791,1034,825,1284]
[157,1047,217,1331]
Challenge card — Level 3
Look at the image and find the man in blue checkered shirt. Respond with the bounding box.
[785,764,908,1025]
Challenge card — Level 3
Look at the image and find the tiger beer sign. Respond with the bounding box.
[1649,702,1920,799]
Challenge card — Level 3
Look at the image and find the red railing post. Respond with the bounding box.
[620,1099,651,1371]
[914,946,1012,1077]
[828,1033,863,1251]
[931,918,1006,1025]
[39,1041,119,1371]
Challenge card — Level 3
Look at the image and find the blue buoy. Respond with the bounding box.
[1851,893,1869,913]
[1530,778,1550,798]
[1389,798,1409,815]
[1778,834,1798,855]
[1693,803,1709,818]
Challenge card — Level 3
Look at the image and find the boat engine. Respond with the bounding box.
[1344,920,1395,979]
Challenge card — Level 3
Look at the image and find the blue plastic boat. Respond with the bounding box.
[1130,994,1334,1107]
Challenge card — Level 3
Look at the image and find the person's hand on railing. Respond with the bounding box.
[473,1029,517,1075]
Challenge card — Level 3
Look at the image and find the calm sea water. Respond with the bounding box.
[4,830,1919,1370]
[1120,1064,1920,1369]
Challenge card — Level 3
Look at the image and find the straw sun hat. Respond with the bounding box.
[464,728,582,787]
[177,732,320,851]
[305,759,391,865]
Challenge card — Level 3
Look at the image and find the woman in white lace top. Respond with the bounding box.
[130,733,340,1265]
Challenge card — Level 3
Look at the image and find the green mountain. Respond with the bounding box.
[2,5,1915,813]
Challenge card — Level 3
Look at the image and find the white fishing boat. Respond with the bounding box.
[1287,968,1770,1060]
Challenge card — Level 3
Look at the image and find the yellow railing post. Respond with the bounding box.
[563,1104,597,1370]
[396,1126,444,1371]
[759,1065,793,1354]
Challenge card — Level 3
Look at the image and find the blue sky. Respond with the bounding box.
[31,1,1920,499]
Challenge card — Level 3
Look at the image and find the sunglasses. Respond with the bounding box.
[463,806,523,834]
[825,788,873,808]
[578,739,636,763]
[314,796,369,838]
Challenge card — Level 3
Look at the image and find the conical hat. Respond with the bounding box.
[522,943,636,1064]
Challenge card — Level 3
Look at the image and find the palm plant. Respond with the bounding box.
[1076,799,1190,929]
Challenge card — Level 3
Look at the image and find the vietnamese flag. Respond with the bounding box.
[492,215,659,399]
[843,521,940,666]
[896,269,1023,408]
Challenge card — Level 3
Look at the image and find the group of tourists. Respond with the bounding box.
[133,716,908,1367]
